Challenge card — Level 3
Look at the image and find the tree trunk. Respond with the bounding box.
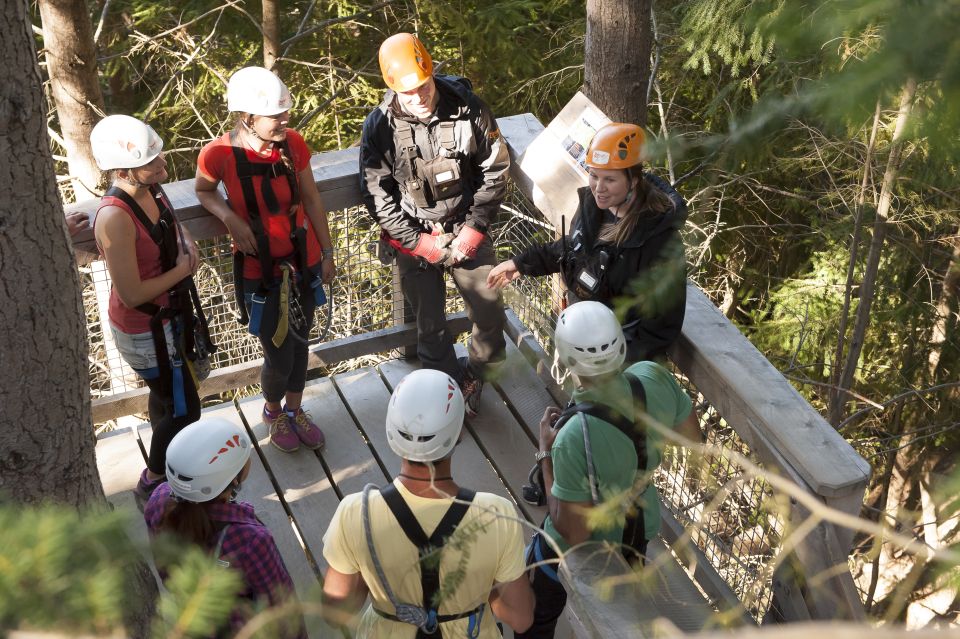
[38,0,106,202]
[927,231,959,379]
[584,0,653,125]
[828,101,882,426]
[262,0,280,70]
[833,78,917,423]
[2,0,99,506]
[3,6,157,635]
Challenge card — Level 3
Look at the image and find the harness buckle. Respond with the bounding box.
[422,609,438,634]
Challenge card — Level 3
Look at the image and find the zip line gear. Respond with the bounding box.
[227,66,293,116]
[393,118,464,210]
[554,301,626,377]
[103,185,217,411]
[521,373,650,562]
[451,226,485,261]
[585,122,646,170]
[362,483,484,638]
[379,32,434,92]
[227,134,325,345]
[165,418,251,502]
[385,369,465,462]
[91,114,163,170]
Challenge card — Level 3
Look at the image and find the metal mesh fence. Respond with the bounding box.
[657,373,785,622]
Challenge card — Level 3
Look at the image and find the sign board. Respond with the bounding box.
[516,92,610,229]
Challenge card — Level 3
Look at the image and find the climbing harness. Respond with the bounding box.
[361,483,485,638]
[521,373,649,561]
[104,185,216,415]
[227,133,327,345]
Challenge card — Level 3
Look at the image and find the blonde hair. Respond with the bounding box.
[597,166,673,245]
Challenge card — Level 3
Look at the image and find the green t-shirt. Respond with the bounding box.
[543,361,692,552]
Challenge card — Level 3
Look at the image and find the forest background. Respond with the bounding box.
[11,0,960,632]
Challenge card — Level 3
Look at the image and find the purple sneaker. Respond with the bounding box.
[285,406,325,450]
[264,406,299,453]
[133,468,164,513]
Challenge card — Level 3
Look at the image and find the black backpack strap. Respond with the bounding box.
[380,484,477,637]
[436,121,457,153]
[563,374,650,561]
[393,119,420,181]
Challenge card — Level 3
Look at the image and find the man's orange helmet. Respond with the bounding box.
[379,33,433,92]
[585,123,646,170]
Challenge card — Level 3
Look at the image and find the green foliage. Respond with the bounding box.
[152,536,244,639]
[0,502,247,637]
[0,504,135,634]
[679,0,781,80]
[724,0,960,161]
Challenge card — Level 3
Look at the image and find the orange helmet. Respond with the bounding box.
[585,123,646,170]
[379,33,433,92]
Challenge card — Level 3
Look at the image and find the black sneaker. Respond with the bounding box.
[133,469,164,513]
[458,356,483,418]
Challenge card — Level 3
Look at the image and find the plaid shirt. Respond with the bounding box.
[145,483,305,638]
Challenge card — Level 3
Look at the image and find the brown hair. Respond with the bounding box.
[158,477,239,546]
[597,165,673,245]
[161,499,216,546]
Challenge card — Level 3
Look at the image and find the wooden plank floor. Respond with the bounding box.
[96,341,714,638]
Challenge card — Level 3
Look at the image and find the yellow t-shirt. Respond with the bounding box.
[322,480,527,638]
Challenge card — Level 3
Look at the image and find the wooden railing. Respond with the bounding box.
[68,113,870,632]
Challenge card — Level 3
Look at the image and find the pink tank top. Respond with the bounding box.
[95,193,171,334]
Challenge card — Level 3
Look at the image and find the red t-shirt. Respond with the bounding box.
[197,129,321,279]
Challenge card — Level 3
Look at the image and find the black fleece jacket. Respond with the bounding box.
[513,173,688,360]
[359,75,510,249]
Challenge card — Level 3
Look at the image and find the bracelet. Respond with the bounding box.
[322,248,334,261]
[535,450,551,463]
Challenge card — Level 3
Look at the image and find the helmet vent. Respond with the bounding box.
[398,430,436,443]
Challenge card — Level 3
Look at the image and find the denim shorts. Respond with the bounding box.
[111,322,175,379]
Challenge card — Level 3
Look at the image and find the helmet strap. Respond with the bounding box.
[240,117,274,150]
[116,169,150,190]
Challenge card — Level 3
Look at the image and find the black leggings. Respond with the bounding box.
[244,279,317,403]
[144,370,201,475]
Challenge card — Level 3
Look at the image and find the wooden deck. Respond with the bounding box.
[97,338,716,638]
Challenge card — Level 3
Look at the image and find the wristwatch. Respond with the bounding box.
[535,450,551,463]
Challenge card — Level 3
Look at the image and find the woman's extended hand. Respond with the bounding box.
[225,214,258,255]
[486,259,522,290]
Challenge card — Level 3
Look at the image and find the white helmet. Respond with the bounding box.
[90,115,163,170]
[554,301,626,377]
[226,66,293,115]
[386,369,464,462]
[165,418,252,503]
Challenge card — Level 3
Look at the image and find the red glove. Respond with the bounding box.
[451,225,485,261]
[411,232,453,264]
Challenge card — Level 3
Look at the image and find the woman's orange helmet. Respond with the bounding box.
[379,33,433,92]
[585,123,646,170]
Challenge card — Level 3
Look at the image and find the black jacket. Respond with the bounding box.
[513,174,688,360]
[359,75,510,250]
